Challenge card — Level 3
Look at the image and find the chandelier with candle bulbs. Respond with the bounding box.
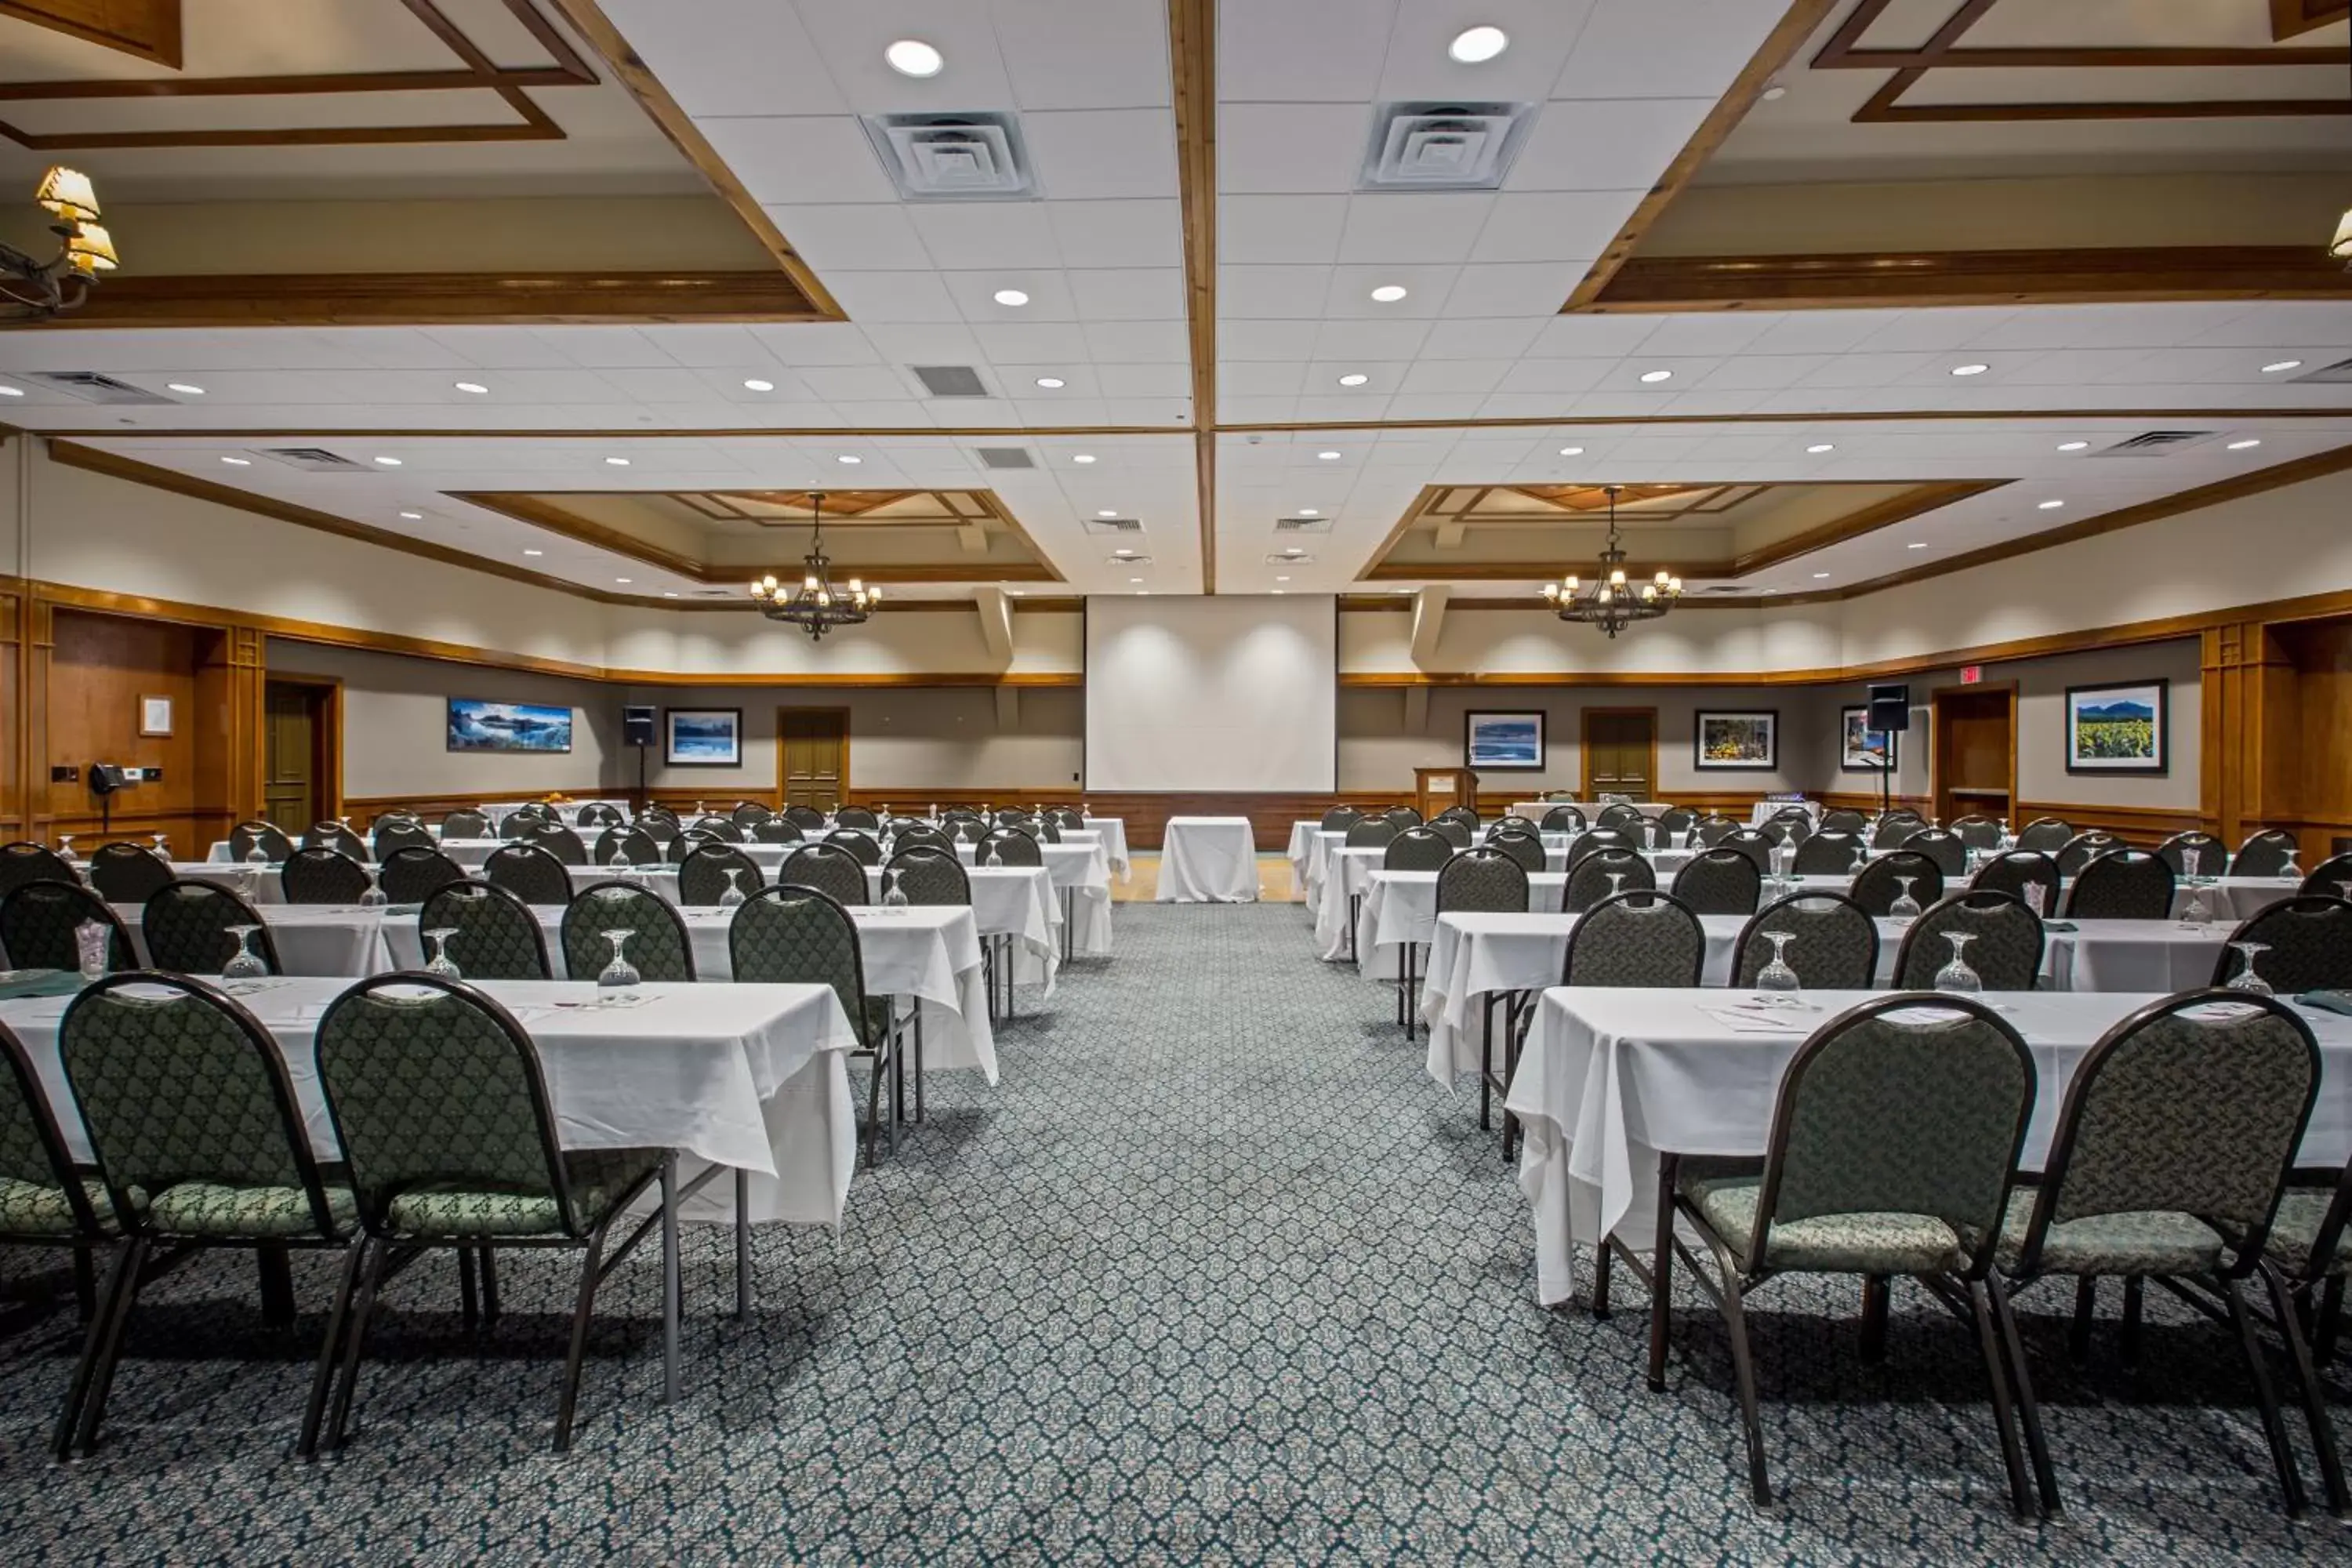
[2,168,117,322]
[748,492,879,640]
[1541,485,1682,638]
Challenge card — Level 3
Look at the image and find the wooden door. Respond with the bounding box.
[778,708,848,811]
[262,681,327,833]
[1581,708,1657,800]
[1932,687,2016,826]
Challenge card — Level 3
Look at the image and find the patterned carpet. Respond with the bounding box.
[0,905,2343,1563]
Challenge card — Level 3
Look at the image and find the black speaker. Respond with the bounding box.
[1866,684,1911,734]
[622,706,657,748]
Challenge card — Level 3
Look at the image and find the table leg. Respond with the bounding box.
[660,1152,680,1403]
[914,1005,926,1123]
[734,1167,750,1322]
[1647,1152,1679,1392]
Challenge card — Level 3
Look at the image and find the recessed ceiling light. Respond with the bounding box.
[837,454,862,464]
[1129,577,1143,584]
[615,578,633,585]
[1114,548,1134,557]
[2056,440,2089,452]
[1035,376,1065,389]
[1338,372,1369,387]
[742,379,774,392]
[885,38,943,77]
[523,548,543,556]
[220,456,250,465]
[1448,24,1508,64]
[1073,453,1097,464]
[1760,83,1788,101]
[1558,445,1584,456]
[1813,572,1831,579]
[1638,368,1672,383]
[454,381,488,395]
[168,383,205,395]
[2227,437,2263,450]
[1317,450,1341,460]
[1098,510,1119,518]
[1298,508,1319,517]
[1276,575,1290,583]
[0,385,22,396]
[2037,499,2065,510]
[2261,360,2303,374]
[1950,363,1988,376]
[992,289,1029,307]
[1806,442,1835,453]
[664,591,678,598]
[398,510,423,521]
[372,456,401,466]
[605,456,630,466]
[1907,541,1928,550]
[1369,284,1408,303]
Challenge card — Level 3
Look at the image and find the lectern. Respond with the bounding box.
[1414,765,1479,822]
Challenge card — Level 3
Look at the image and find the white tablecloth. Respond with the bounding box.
[1157,817,1259,902]
[1510,800,1668,822]
[2044,918,2234,993]
[1506,986,2352,1305]
[1352,869,1570,980]
[114,902,394,978]
[0,977,858,1227]
[1081,818,1131,879]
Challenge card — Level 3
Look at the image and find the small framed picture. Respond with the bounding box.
[1465,710,1545,771]
[138,695,173,737]
[2065,681,2167,775]
[1839,705,1897,771]
[666,707,743,768]
[1695,710,1778,771]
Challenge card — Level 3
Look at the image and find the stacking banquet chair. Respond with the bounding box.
[591,826,662,869]
[2300,852,2352,901]
[56,973,357,1459]
[978,827,1041,867]
[496,813,543,840]
[1488,813,1537,837]
[2265,1156,2352,1373]
[371,820,436,861]
[1763,811,1813,849]
[1652,995,2042,1515]
[229,822,296,864]
[1732,892,1879,990]
[1657,806,1697,844]
[306,822,368,861]
[140,880,281,976]
[2234,829,2303,880]
[1564,828,1634,867]
[439,808,491,840]
[561,880,693,982]
[730,802,773,828]
[281,846,372,906]
[1951,815,2005,853]
[1541,805,1588,834]
[1993,991,2339,1519]
[1869,811,1926,851]
[1379,829,1454,1017]
[1689,813,1737,848]
[577,802,626,828]
[690,815,748,844]
[379,846,465,906]
[1791,831,1867,877]
[677,843,764,908]
[2157,829,2230,879]
[1382,806,1424,829]
[1,841,77,896]
[891,823,954,857]
[527,823,589,867]
[731,885,899,1163]
[1428,818,1472,850]
[2210,896,2352,994]
[1817,808,1868,836]
[2054,831,2123,879]
[417,881,552,981]
[1893,891,2043,990]
[1596,803,1646,831]
[2062,848,2174,920]
[0,1018,121,1438]
[1971,849,2060,916]
[483,842,575,907]
[834,806,880,830]
[1563,847,1653,913]
[665,829,722,865]
[311,974,672,1454]
[884,846,969,906]
[750,818,804,845]
[2016,817,2073,854]
[1025,816,1062,845]
[1717,829,1776,876]
[1849,850,1943,918]
[1319,805,1362,833]
[1901,827,1967,879]
[1045,806,1083,832]
[1484,829,1546,876]
[828,829,883,867]
[779,842,868,910]
[1671,847,1762,916]
[1,881,134,974]
[1338,818,1399,962]
[1428,848,1529,1126]
[782,804,829,831]
[87,843,172,906]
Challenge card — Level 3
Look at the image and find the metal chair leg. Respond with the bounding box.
[2120,1275,2144,1367]
[735,1167,752,1323]
[480,1247,499,1326]
[2068,1276,2096,1363]
[2259,1261,2347,1516]
[457,1246,480,1330]
[1988,1272,2061,1518]
[553,1232,612,1454]
[1646,1156,1678,1392]
[659,1152,680,1405]
[1720,1269,1771,1505]
[1967,1278,2037,1520]
[1592,1236,1613,1319]
[69,1235,148,1457]
[1859,1276,1891,1364]
[70,1249,96,1323]
[256,1244,296,1329]
[325,1237,390,1450]
[299,1239,367,1459]
[2223,1274,2308,1517]
[53,1239,136,1461]
[914,1006,926,1124]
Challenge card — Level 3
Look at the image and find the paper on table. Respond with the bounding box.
[1701,1007,1809,1034]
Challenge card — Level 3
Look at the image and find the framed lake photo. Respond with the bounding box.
[1839,705,1897,772]
[2065,681,2167,775]
[666,706,743,768]
[447,699,573,753]
[1695,710,1778,771]
[1465,710,1545,771]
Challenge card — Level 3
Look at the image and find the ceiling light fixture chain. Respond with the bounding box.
[748,491,880,641]
[1541,485,1682,640]
[2,166,118,322]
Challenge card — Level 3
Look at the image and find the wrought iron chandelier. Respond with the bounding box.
[1541,485,1682,639]
[2,167,118,323]
[747,492,879,641]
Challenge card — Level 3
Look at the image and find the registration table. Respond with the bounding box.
[1156,816,1259,903]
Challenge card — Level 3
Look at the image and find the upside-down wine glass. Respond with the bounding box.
[1755,931,1800,994]
[2227,941,2273,996]
[883,868,909,909]
[150,832,170,861]
[985,843,1004,869]
[244,834,270,866]
[56,834,77,865]
[719,866,747,909]
[2180,848,2213,927]
[221,925,269,981]
[358,867,387,909]
[2280,850,2302,885]
[1889,877,1922,925]
[1934,932,1982,993]
[1606,871,1626,902]
[2023,879,2049,918]
[597,929,639,989]
[423,927,462,980]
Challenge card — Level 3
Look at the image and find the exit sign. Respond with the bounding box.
[1959,665,1983,684]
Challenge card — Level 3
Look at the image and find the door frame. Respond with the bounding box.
[1928,682,2017,825]
[262,674,343,824]
[774,705,851,808]
[1580,706,1659,800]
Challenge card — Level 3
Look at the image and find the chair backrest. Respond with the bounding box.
[2009,991,2319,1280]
[1049,807,1087,831]
[834,805,880,829]
[2015,816,2072,854]
[63,973,341,1238]
[1483,829,1547,874]
[1381,806,1423,828]
[1690,813,1737,847]
[315,975,586,1236]
[1970,849,2060,916]
[1435,848,1529,915]
[1563,847,1654,913]
[380,846,466,906]
[1564,828,1633,866]
[527,822,589,866]
[729,886,876,1047]
[578,802,626,827]
[1562,891,1704,987]
[0,1018,104,1240]
[482,842,575,906]
[2231,829,2300,880]
[439,808,491,840]
[1900,826,1966,878]
[1848,850,1943,917]
[1595,803,1645,829]
[1428,817,1472,849]
[1791,831,1868,876]
[2297,852,2352,901]
[888,824,953,856]
[829,829,884,866]
[1381,826,1454,872]
[1541,805,1588,833]
[728,801,773,827]
[1670,848,1762,916]
[1716,829,1773,873]
[230,821,296,862]
[2053,830,2124,878]
[372,820,437,861]
[592,825,663,867]
[1734,892,1880,989]
[2211,896,2352,993]
[993,810,1036,831]
[1870,812,1926,850]
[749,818,805,844]
[0,880,133,972]
[1744,995,2034,1276]
[281,846,372,905]
[1893,891,2044,990]
[1764,816,1812,849]
[1949,815,2004,851]
[306,821,368,859]
[140,880,280,975]
[884,847,971,906]
[88,841,173,904]
[665,829,720,865]
[1488,814,1537,837]
[779,843,868,909]
[2062,848,2173,920]
[978,828,1042,867]
[0,841,77,896]
[495,812,544,840]
[689,815,748,843]
[1657,807,1696,838]
[678,842,765,907]
[561,880,695,982]
[1433,804,1479,826]
[782,804,828,829]
[2154,830,2228,877]
[1028,817,1065,848]
[418,880,552,980]
[1341,818,1398,851]
[1817,808,1867,836]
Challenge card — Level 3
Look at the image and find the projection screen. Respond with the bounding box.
[1084,595,1337,793]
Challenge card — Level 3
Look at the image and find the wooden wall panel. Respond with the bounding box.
[2273,617,2352,859]
[1,582,20,841]
[42,608,203,854]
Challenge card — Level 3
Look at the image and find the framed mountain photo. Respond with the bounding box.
[2065,681,2167,774]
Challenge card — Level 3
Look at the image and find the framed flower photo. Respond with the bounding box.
[2065,681,2167,775]
[1695,710,1777,771]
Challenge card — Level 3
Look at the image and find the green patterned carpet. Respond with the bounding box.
[0,905,2343,1563]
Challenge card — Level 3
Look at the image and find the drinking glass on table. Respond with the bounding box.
[719,867,747,909]
[244,837,270,866]
[423,927,462,980]
[1755,931,1800,994]
[882,868,909,909]
[597,929,639,989]
[1605,872,1624,901]
[1889,877,1922,925]
[2180,848,2213,927]
[149,833,170,860]
[2226,941,2273,996]
[74,920,110,982]
[985,844,1004,869]
[2280,851,2301,884]
[1933,932,1982,993]
[56,834,77,865]
[221,924,269,981]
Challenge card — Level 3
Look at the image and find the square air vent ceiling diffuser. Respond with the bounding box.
[1360,103,1536,191]
[864,113,1036,201]
[20,372,174,405]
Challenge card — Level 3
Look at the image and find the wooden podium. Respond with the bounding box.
[1414,765,1479,821]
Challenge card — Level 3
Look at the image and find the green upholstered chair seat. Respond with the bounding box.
[2263,1190,2351,1279]
[0,1174,116,1236]
[134,1178,354,1239]
[382,1147,661,1238]
[1682,1172,1973,1274]
[1996,1194,2226,1276]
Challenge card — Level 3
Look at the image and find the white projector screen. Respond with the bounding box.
[1086,596,1337,792]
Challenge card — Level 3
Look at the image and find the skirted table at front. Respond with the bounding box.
[1156,816,1259,903]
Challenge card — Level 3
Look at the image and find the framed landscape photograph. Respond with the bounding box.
[2065,680,2167,775]
[666,706,743,768]
[447,699,572,754]
[1839,705,1897,772]
[1465,710,1545,771]
[1695,710,1778,771]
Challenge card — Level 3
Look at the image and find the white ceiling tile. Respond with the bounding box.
[1740,311,1910,356]
[1494,358,1612,394]
[697,116,895,205]
[1337,194,1493,265]
[1294,390,1396,423]
[786,3,1016,114]
[1069,268,1186,320]
[1690,354,1837,392]
[1010,396,1110,425]
[1849,308,2024,354]
[417,328,579,368]
[603,0,847,118]
[1524,314,1659,357]
[1303,360,1410,394]
[943,270,1079,322]
[1219,360,1310,397]
[1218,1,1393,102]
[1220,265,1336,319]
[763,204,935,270]
[1097,362,1192,398]
[1216,103,1367,194]
[995,364,1102,397]
[747,324,884,366]
[1416,318,1549,359]
[1218,194,1348,265]
[1468,191,1639,263]
[1212,318,1323,361]
[1374,0,1598,103]
[1398,360,1509,395]
[797,365,916,401]
[1505,96,1711,191]
[858,324,987,365]
[992,0,1171,110]
[1552,0,1780,100]
[971,322,1094,362]
[644,325,771,368]
[1047,199,1184,267]
[1312,318,1434,360]
[1439,262,1585,317]
[1083,320,1192,361]
[906,203,1063,270]
[818,271,964,323]
[1022,109,1179,198]
[1102,396,1191,425]
[524,328,681,369]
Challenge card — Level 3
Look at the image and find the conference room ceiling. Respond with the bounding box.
[2,0,2348,607]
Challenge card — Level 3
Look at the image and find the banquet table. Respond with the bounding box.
[1350,869,1570,980]
[1506,985,2352,1306]
[1314,844,1693,964]
[1746,801,1820,827]
[1157,816,1259,902]
[1509,800,1668,822]
[1081,819,1132,880]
